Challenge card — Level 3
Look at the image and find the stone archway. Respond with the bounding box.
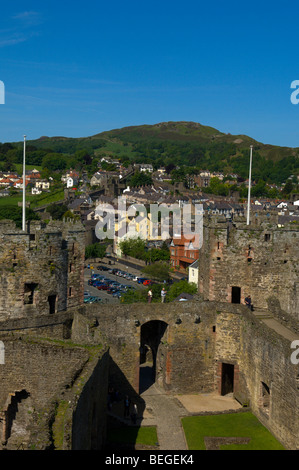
[139,320,168,394]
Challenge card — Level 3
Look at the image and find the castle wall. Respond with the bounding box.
[0,330,108,450]
[0,220,85,321]
[199,214,299,326]
[75,301,299,449]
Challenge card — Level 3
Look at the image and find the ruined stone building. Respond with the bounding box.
[0,214,298,450]
[0,219,85,321]
[199,212,299,332]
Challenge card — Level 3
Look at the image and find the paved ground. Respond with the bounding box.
[108,374,243,451]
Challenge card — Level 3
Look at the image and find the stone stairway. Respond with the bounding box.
[251,308,274,320]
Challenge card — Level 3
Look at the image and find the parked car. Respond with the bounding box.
[97,284,109,290]
[91,274,102,280]
[137,278,147,284]
[143,280,152,286]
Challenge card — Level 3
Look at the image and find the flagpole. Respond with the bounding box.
[246,145,253,225]
[22,135,26,232]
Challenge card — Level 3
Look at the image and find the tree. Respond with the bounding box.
[42,153,67,171]
[0,206,40,228]
[167,280,197,302]
[142,262,170,282]
[47,204,68,220]
[119,238,147,260]
[130,171,153,188]
[147,247,170,262]
[85,243,106,259]
[282,179,294,196]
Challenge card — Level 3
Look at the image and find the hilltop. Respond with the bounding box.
[29,121,298,162]
[2,121,298,186]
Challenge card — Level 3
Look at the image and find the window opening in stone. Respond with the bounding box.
[261,382,270,416]
[24,283,38,305]
[264,234,271,242]
[231,286,241,304]
[48,295,57,314]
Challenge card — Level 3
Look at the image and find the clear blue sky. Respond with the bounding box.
[0,0,299,147]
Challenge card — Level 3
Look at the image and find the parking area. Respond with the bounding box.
[84,261,148,305]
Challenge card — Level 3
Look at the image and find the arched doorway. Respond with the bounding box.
[139,320,168,394]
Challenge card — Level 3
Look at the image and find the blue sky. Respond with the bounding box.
[0,1,299,147]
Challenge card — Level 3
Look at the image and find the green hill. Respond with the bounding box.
[25,120,298,161]
[4,121,299,185]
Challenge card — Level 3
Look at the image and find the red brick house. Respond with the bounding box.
[170,235,200,273]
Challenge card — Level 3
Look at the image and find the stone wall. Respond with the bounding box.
[199,214,299,325]
[0,329,108,450]
[0,219,85,321]
[73,300,299,449]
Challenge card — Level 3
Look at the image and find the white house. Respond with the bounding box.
[188,259,199,285]
[35,180,50,190]
[32,187,42,195]
[66,176,78,188]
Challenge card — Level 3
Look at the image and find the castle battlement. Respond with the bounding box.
[0,219,86,322]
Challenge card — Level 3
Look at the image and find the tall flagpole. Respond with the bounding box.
[22,135,26,232]
[246,145,253,226]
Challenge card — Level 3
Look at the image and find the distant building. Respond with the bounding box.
[188,259,199,285]
[170,235,200,273]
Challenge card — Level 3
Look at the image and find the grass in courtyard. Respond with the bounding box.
[181,412,285,450]
[107,426,158,447]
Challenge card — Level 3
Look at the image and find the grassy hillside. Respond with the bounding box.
[24,121,298,162]
[5,121,299,185]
